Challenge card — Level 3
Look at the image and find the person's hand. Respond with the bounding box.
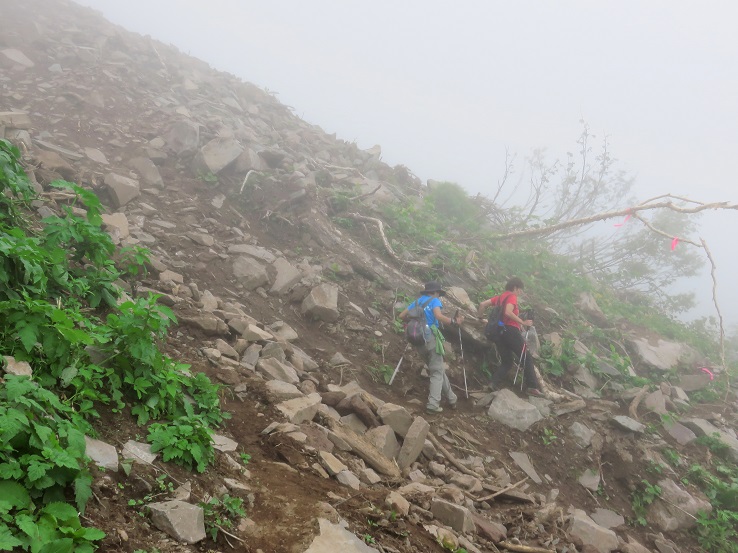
[521,319,533,328]
[454,314,465,325]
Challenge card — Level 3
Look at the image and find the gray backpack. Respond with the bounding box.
[405,297,432,346]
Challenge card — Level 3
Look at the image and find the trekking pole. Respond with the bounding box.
[388,344,409,386]
[513,328,530,390]
[455,310,468,399]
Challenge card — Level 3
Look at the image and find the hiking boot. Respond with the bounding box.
[426,406,443,414]
[526,388,544,398]
[448,401,458,410]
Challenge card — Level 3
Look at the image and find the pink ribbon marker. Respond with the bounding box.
[614,214,631,227]
[700,367,714,380]
[671,237,679,250]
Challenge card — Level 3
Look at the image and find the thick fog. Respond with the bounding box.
[74,0,738,327]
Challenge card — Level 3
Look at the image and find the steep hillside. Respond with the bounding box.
[2,2,737,553]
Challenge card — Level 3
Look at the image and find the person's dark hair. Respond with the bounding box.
[505,277,524,291]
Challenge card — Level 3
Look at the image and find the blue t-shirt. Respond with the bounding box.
[407,295,443,328]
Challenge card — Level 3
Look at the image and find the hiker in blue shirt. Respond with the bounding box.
[399,281,464,414]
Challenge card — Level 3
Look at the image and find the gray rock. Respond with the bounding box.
[569,509,618,553]
[101,213,129,243]
[397,417,430,469]
[385,491,410,516]
[302,283,339,322]
[2,356,32,377]
[578,468,601,491]
[165,120,200,156]
[84,147,108,165]
[644,390,668,414]
[589,508,624,529]
[148,500,206,544]
[626,336,699,372]
[472,513,507,542]
[104,173,140,208]
[573,364,599,390]
[378,403,414,437]
[303,518,377,553]
[128,157,164,188]
[365,425,401,460]
[509,451,542,484]
[430,499,474,533]
[212,434,238,452]
[256,357,299,384]
[232,256,270,290]
[84,436,118,471]
[487,389,543,431]
[678,373,712,392]
[611,415,646,433]
[336,470,361,490]
[181,315,230,336]
[228,244,276,263]
[276,393,322,424]
[268,321,299,341]
[260,342,286,362]
[270,258,303,296]
[1,48,34,68]
[340,414,368,435]
[569,421,595,448]
[681,418,738,462]
[214,339,238,359]
[265,380,303,403]
[0,111,32,128]
[192,137,243,175]
[122,440,157,464]
[318,451,347,476]
[648,478,712,531]
[575,292,611,328]
[234,147,268,173]
[664,421,697,446]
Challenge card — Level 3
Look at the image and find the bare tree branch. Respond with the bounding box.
[493,198,738,240]
[347,213,430,267]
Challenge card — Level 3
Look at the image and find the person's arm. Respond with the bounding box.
[504,302,532,327]
[433,306,463,326]
[477,298,493,318]
[398,307,409,321]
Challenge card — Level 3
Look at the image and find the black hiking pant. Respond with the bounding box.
[490,326,540,390]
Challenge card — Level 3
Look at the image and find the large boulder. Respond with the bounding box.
[191,137,243,175]
[648,478,712,531]
[164,120,200,156]
[681,418,738,462]
[302,283,339,322]
[396,417,430,469]
[232,256,269,290]
[276,393,322,424]
[575,292,611,328]
[487,389,543,431]
[430,499,474,533]
[569,509,618,553]
[148,500,206,544]
[626,336,700,371]
[104,172,140,208]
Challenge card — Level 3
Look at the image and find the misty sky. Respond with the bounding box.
[74,0,738,326]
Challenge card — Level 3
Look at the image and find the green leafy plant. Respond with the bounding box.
[539,338,577,377]
[148,415,215,473]
[695,509,738,553]
[631,479,662,526]
[199,495,246,542]
[240,453,252,466]
[368,364,394,384]
[541,428,558,446]
[662,448,681,467]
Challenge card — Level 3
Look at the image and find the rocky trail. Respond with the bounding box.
[2,2,737,553]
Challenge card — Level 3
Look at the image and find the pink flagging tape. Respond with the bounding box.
[699,367,715,380]
[671,237,679,250]
[614,214,631,227]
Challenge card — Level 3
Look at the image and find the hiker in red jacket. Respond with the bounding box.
[477,277,544,397]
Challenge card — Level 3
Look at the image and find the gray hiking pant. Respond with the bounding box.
[417,326,457,410]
